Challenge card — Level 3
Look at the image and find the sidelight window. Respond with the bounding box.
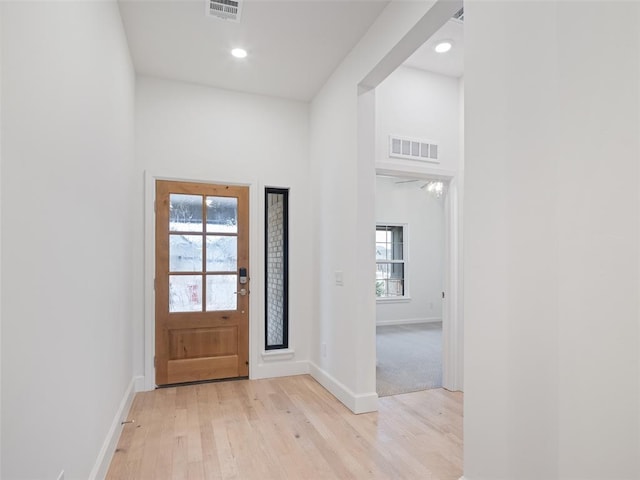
[265,188,289,349]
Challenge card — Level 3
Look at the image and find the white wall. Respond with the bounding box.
[465,1,639,478]
[456,76,464,391]
[375,176,444,325]
[1,2,136,478]
[0,5,3,474]
[374,65,461,330]
[376,66,461,172]
[134,76,312,383]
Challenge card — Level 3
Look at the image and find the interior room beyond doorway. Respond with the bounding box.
[375,175,445,396]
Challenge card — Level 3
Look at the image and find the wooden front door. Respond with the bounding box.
[155,180,249,385]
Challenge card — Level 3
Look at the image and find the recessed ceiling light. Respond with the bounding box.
[434,41,453,53]
[231,48,247,59]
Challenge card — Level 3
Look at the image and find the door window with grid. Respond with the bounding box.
[376,225,406,298]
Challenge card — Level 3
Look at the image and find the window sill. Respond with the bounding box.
[261,348,295,362]
[376,297,411,304]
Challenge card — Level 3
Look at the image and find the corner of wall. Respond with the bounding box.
[309,362,378,414]
[133,375,145,393]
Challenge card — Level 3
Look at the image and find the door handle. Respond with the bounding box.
[234,288,248,296]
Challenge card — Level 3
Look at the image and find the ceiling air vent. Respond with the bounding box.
[207,0,243,22]
[389,135,440,163]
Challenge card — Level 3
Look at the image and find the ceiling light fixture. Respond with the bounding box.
[434,41,453,53]
[231,48,247,59]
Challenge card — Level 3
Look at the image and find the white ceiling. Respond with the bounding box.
[118,0,390,101]
[403,18,464,78]
[118,1,463,102]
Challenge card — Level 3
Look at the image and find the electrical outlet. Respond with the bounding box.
[57,470,65,480]
[321,342,327,358]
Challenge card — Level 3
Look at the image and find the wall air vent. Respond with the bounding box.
[389,135,440,163]
[453,7,464,23]
[207,0,243,22]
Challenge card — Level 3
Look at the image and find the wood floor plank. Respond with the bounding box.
[186,386,203,465]
[107,375,463,480]
[154,388,177,478]
[196,384,223,479]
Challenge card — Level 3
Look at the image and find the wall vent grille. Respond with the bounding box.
[207,0,243,22]
[389,135,439,163]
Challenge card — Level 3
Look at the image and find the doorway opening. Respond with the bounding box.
[357,1,464,396]
[375,175,446,396]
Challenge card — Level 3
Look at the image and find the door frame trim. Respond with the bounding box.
[142,171,258,391]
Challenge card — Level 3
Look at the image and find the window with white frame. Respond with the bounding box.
[376,224,406,298]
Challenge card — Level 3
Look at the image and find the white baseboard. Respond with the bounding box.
[376,317,442,327]
[309,362,378,414]
[89,376,139,480]
[134,374,145,392]
[251,360,310,379]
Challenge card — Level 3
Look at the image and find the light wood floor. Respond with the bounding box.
[106,375,463,479]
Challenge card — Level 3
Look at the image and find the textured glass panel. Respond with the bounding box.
[206,196,238,233]
[169,275,202,312]
[206,275,237,311]
[206,236,237,272]
[266,192,286,346]
[170,194,203,232]
[169,235,202,272]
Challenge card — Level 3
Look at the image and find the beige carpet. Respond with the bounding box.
[376,322,442,397]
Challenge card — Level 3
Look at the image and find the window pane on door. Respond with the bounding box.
[170,194,203,232]
[169,275,203,312]
[169,235,202,272]
[206,236,237,272]
[206,196,238,233]
[206,275,237,311]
